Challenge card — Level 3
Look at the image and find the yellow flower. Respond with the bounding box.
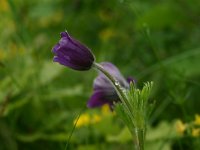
[175,120,187,135]
[194,114,200,126]
[192,128,200,137]
[101,104,111,116]
[0,0,10,12]
[91,114,101,124]
[74,113,90,128]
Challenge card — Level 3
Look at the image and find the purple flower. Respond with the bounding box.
[52,32,95,71]
[87,62,134,108]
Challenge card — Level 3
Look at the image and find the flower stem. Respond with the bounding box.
[92,62,126,99]
[93,62,146,150]
[133,128,145,150]
[93,62,130,109]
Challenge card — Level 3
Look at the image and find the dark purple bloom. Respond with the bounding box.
[87,62,134,108]
[52,32,95,71]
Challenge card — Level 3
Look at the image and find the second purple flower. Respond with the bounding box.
[87,62,134,108]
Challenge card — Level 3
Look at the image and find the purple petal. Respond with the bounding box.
[87,90,112,108]
[126,76,136,84]
[99,62,129,88]
[52,31,94,71]
[100,62,121,76]
[88,62,134,108]
[93,74,113,90]
[60,32,69,38]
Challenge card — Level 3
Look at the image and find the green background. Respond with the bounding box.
[0,0,200,149]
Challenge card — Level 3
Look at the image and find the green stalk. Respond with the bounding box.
[93,63,126,100]
[133,128,145,150]
[93,62,147,150]
[93,62,131,111]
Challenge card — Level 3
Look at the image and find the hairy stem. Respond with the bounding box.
[93,63,126,100]
[134,128,145,150]
[93,62,131,110]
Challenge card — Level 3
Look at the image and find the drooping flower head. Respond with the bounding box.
[87,62,134,108]
[52,32,95,71]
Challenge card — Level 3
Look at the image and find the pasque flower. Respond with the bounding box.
[87,62,133,108]
[52,31,154,150]
[52,32,95,71]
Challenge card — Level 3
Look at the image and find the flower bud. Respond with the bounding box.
[52,32,95,71]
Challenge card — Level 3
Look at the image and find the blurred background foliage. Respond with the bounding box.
[0,0,200,149]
